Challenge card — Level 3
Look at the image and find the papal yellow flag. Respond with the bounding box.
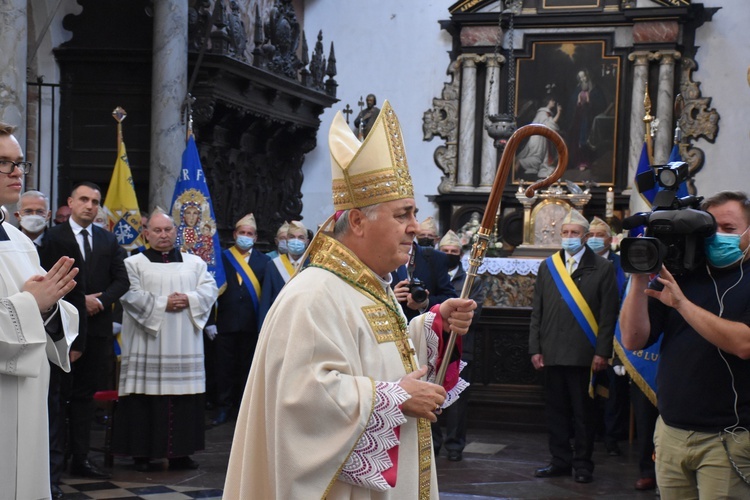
[103,141,144,251]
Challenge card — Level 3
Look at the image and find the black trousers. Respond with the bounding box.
[48,362,66,484]
[67,335,114,460]
[432,360,473,453]
[631,381,659,478]
[543,365,597,472]
[214,330,258,411]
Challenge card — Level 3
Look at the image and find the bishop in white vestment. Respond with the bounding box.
[224,102,476,499]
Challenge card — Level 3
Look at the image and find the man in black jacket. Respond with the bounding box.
[211,213,270,425]
[529,209,618,484]
[40,181,129,479]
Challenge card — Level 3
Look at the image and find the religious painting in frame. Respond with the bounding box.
[512,39,621,186]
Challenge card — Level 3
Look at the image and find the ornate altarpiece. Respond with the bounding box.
[424,0,719,430]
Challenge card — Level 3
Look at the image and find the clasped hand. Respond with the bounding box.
[167,292,189,312]
[398,365,446,423]
[23,256,78,314]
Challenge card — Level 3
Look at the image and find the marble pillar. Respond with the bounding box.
[149,0,188,211]
[0,0,27,146]
[480,55,504,190]
[653,50,681,165]
[626,51,653,214]
[456,54,481,191]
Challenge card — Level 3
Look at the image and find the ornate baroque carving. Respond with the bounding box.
[423,60,460,194]
[677,57,719,194]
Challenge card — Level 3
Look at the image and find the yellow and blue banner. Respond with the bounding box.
[103,141,144,251]
[170,135,226,291]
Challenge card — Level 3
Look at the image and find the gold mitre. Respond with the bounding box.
[329,100,414,210]
[439,230,462,249]
[419,216,438,234]
[235,213,256,229]
[562,209,590,231]
[589,216,612,235]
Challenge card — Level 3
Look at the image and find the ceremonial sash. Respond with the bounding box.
[273,254,295,283]
[224,247,261,312]
[547,252,600,397]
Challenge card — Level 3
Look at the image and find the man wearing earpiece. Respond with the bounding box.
[620,190,750,499]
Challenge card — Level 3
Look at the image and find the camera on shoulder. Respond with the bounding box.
[620,161,716,275]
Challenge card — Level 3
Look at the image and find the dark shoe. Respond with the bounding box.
[169,456,200,470]
[447,450,463,462]
[574,470,593,483]
[134,458,151,472]
[70,458,111,479]
[211,409,229,426]
[50,484,64,499]
[534,464,572,478]
[635,477,657,490]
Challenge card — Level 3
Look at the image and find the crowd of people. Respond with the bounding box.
[1,100,749,500]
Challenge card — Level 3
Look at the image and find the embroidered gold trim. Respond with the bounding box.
[417,418,433,499]
[362,304,399,343]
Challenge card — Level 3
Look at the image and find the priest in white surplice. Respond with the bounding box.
[0,122,79,500]
[224,101,477,499]
[114,208,218,472]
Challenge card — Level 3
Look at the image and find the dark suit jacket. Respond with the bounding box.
[450,264,486,360]
[391,245,458,321]
[40,222,129,352]
[258,256,309,328]
[217,248,271,335]
[607,251,627,302]
[528,247,619,367]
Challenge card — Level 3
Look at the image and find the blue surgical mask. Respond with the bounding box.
[705,228,749,268]
[586,237,606,254]
[287,238,306,256]
[236,235,254,251]
[561,237,583,255]
[278,240,288,254]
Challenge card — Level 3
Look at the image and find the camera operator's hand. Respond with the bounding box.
[406,291,429,311]
[645,265,687,311]
[393,279,411,303]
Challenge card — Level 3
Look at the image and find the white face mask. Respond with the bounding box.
[19,214,48,234]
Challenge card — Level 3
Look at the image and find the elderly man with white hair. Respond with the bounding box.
[529,209,619,484]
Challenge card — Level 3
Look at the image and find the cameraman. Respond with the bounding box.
[620,190,750,499]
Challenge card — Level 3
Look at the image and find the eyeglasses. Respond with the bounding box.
[0,160,32,175]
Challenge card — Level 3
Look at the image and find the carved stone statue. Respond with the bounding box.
[353,94,380,140]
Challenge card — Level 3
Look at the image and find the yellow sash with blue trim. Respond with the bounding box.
[225,246,262,312]
[547,252,600,397]
[279,254,296,279]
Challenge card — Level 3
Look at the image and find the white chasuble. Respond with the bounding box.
[224,234,463,500]
[0,223,78,500]
[118,252,218,396]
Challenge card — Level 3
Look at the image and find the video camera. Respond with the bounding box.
[620,161,716,275]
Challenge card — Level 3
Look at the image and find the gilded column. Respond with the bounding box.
[456,54,481,191]
[149,0,188,210]
[479,55,504,190]
[653,50,681,164]
[626,51,654,197]
[0,0,27,145]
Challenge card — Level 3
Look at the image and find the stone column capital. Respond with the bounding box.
[457,53,483,68]
[653,50,682,65]
[628,50,656,66]
[485,54,506,68]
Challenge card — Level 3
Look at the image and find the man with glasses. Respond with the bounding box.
[0,122,79,500]
[14,190,51,245]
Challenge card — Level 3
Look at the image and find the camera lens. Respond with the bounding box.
[628,239,661,273]
[658,169,678,188]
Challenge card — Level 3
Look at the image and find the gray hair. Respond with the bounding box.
[333,204,381,237]
[19,190,50,211]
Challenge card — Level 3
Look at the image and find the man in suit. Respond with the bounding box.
[432,230,486,461]
[212,213,270,426]
[530,209,618,484]
[40,181,129,479]
[391,227,457,323]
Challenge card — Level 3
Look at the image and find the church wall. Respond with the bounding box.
[301,0,750,230]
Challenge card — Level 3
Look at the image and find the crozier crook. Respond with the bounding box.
[435,124,569,386]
